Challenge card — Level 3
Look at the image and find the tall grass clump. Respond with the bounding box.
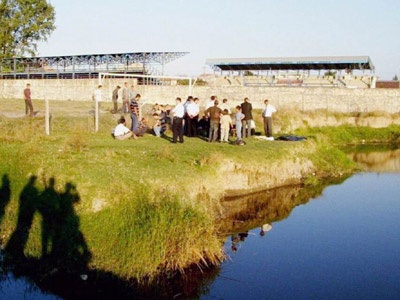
[310,145,358,177]
[0,117,45,144]
[63,125,90,152]
[86,186,223,281]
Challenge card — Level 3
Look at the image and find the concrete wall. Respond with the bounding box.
[1,78,400,113]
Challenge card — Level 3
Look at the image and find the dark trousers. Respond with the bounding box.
[186,116,198,137]
[172,117,184,143]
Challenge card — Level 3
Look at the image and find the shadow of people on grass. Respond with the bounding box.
[4,176,91,271]
[1,175,220,299]
[5,175,39,259]
[38,176,59,258]
[0,174,11,226]
[50,182,91,272]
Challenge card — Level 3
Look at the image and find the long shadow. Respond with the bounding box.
[0,174,219,299]
[4,175,39,259]
[0,174,11,226]
[38,177,59,258]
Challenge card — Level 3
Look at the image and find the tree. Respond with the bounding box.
[0,0,55,59]
[393,74,398,81]
[243,70,254,76]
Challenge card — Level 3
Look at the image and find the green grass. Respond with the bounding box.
[1,99,399,281]
[295,124,400,145]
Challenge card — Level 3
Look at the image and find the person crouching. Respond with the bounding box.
[112,116,137,140]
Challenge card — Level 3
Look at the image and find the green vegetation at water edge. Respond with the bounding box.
[1,100,399,281]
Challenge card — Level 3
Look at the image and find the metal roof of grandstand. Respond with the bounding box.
[206,56,374,71]
[0,51,189,79]
[3,51,189,64]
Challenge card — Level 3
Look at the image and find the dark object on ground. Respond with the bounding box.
[277,135,307,141]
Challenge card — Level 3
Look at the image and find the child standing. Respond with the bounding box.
[234,105,245,144]
[220,109,232,142]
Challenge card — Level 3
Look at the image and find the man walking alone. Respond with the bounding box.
[24,83,34,116]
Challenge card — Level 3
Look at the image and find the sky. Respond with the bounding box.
[38,0,400,79]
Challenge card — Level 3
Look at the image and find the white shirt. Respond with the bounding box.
[205,100,215,110]
[186,101,200,117]
[122,86,130,101]
[220,103,231,114]
[93,88,102,102]
[263,104,277,117]
[113,123,130,137]
[172,102,185,118]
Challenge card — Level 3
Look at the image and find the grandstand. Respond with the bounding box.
[0,52,189,81]
[206,56,376,88]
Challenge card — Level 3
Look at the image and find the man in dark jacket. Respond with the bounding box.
[205,99,222,142]
[240,97,253,138]
[111,85,121,113]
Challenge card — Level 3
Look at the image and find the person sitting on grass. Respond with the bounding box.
[112,116,137,140]
[134,117,148,137]
[152,113,167,137]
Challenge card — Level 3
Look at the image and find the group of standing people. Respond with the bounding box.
[108,86,277,144]
[168,95,277,145]
[98,81,139,115]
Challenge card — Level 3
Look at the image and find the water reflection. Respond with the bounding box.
[259,223,272,236]
[349,147,400,173]
[202,146,400,299]
[218,177,347,236]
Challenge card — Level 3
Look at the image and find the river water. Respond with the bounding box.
[1,147,399,299]
[201,147,400,300]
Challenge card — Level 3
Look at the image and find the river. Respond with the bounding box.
[1,147,399,299]
[202,147,400,300]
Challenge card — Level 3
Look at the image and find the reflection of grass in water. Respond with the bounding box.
[219,177,348,235]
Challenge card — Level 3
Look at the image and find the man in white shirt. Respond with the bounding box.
[112,116,137,140]
[262,99,277,138]
[171,97,185,143]
[205,95,217,110]
[121,82,130,113]
[93,85,103,109]
[186,97,200,137]
[220,98,231,114]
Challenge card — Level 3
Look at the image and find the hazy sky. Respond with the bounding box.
[38,0,400,79]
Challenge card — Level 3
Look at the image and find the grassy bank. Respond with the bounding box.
[1,99,399,281]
